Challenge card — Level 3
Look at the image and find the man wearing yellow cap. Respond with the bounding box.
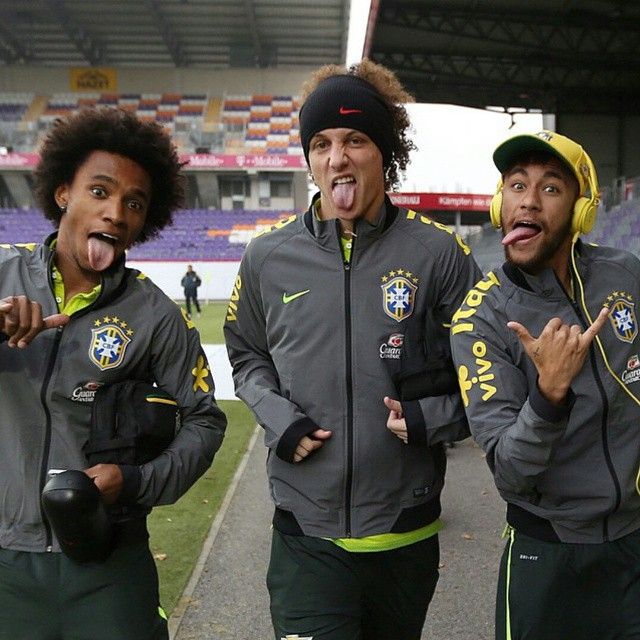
[450,130,640,639]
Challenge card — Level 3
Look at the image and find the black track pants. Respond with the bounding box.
[268,529,439,640]
[496,527,640,640]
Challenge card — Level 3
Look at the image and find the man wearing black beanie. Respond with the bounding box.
[225,59,482,640]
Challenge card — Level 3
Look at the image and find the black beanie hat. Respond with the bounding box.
[299,75,393,167]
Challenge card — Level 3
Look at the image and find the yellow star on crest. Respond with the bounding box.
[94,319,102,327]
[381,275,388,283]
[192,355,210,393]
[103,316,111,323]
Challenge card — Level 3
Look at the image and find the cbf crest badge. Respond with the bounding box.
[89,316,134,370]
[381,269,419,322]
[606,292,638,344]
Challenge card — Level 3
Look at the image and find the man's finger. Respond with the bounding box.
[15,302,44,348]
[43,313,70,329]
[582,307,610,344]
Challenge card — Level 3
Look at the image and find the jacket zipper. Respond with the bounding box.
[342,227,355,537]
[39,324,65,551]
[572,301,619,541]
[561,271,620,541]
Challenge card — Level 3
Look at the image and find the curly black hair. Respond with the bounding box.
[34,107,184,244]
[301,58,416,191]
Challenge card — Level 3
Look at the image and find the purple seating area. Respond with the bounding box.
[0,208,56,243]
[127,209,296,260]
[0,208,295,261]
[586,201,640,255]
[3,203,640,263]
[0,93,34,123]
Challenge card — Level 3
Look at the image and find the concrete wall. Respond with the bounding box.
[558,114,640,187]
[127,260,239,301]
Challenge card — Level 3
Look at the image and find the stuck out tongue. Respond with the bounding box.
[87,236,116,271]
[333,181,356,210]
[502,226,540,246]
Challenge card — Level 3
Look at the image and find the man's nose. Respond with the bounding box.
[521,189,541,210]
[328,145,347,169]
[103,198,126,225]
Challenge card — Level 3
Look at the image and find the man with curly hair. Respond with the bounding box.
[224,59,481,639]
[0,108,227,639]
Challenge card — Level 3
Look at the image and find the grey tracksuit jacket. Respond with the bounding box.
[0,235,227,552]
[450,241,640,543]
[224,197,482,538]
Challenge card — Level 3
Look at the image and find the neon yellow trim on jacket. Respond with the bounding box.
[330,519,442,553]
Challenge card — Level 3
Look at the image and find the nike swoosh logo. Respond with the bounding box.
[339,106,362,115]
[282,290,310,304]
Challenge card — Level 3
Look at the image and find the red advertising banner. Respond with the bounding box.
[180,153,307,170]
[0,152,307,171]
[389,192,492,211]
[0,153,39,168]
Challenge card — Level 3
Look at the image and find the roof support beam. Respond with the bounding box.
[47,0,104,66]
[147,0,186,67]
[243,0,268,67]
[378,3,640,60]
[0,22,30,64]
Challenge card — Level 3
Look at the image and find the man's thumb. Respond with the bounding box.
[507,321,531,342]
[383,396,402,413]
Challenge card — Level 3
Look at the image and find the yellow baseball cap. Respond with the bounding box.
[493,130,592,196]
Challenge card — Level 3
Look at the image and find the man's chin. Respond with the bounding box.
[504,246,545,274]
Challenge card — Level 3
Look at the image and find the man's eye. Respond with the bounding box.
[91,186,107,197]
[544,185,559,193]
[128,200,145,212]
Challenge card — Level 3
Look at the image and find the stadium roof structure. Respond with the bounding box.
[366,0,640,116]
[0,0,349,69]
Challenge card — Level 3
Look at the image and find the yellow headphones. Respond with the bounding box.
[490,150,600,236]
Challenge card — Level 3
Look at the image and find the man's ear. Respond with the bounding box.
[54,184,69,210]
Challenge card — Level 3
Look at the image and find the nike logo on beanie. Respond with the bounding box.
[339,106,363,115]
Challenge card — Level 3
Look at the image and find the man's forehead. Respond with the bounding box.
[311,127,367,140]
[506,157,573,180]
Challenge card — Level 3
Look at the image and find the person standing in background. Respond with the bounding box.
[181,264,202,318]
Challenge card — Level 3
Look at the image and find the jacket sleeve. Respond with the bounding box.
[223,247,321,462]
[403,233,483,446]
[126,303,227,507]
[449,288,573,497]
